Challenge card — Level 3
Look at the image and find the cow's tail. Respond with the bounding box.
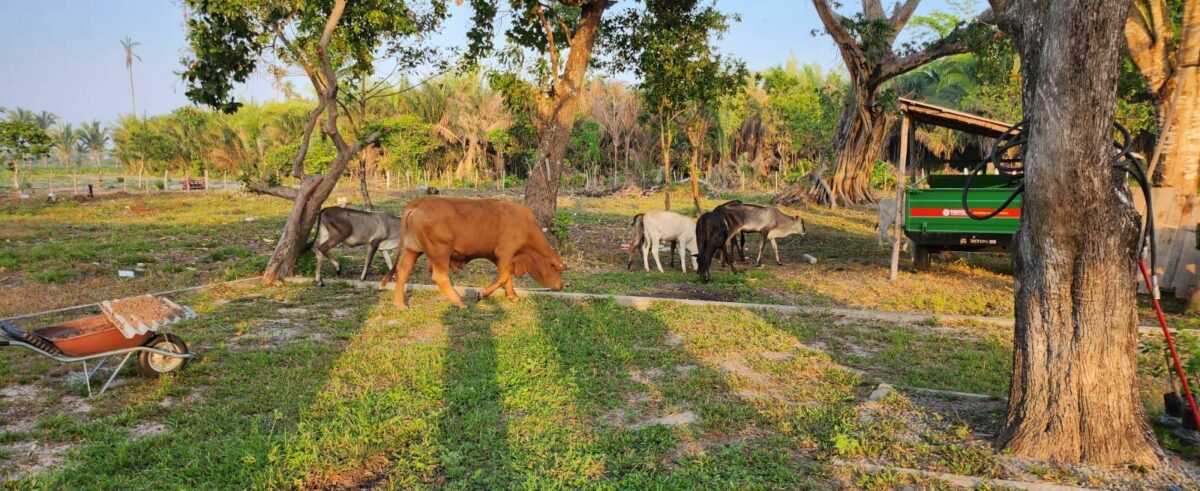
[626,213,645,270]
[301,209,324,255]
[380,206,415,287]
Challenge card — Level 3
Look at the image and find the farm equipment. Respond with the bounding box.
[0,295,197,396]
[904,174,1022,271]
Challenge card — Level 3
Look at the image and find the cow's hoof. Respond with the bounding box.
[315,279,324,287]
[453,302,467,309]
[393,302,408,311]
[506,293,519,302]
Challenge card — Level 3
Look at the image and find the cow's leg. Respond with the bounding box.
[428,252,466,308]
[360,242,379,281]
[314,245,324,286]
[667,240,676,267]
[481,258,515,301]
[738,232,747,261]
[391,250,421,310]
[650,233,665,273]
[678,242,688,273]
[755,234,768,267]
[771,238,782,265]
[641,239,652,272]
[504,274,517,300]
[382,249,394,270]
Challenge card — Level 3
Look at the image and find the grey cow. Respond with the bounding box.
[717,201,806,266]
[306,207,402,285]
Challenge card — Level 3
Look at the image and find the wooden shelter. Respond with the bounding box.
[888,98,1019,280]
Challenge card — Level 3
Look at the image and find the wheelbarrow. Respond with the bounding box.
[0,295,198,396]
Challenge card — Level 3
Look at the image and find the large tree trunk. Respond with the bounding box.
[811,87,888,206]
[522,0,608,225]
[990,0,1159,466]
[1127,0,1200,193]
[525,113,573,224]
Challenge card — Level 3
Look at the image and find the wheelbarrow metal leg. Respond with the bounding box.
[82,360,92,398]
[99,352,134,396]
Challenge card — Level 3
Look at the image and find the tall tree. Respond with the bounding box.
[616,0,746,212]
[78,121,108,167]
[986,0,1159,465]
[0,121,51,192]
[121,37,141,117]
[588,80,640,178]
[472,0,615,225]
[182,0,451,284]
[1126,0,1199,193]
[52,124,78,167]
[780,0,995,206]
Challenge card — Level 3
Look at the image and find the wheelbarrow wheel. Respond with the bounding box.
[137,334,189,378]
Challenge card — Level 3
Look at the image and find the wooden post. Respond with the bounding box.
[185,169,191,192]
[889,114,910,281]
[72,172,78,195]
[386,169,391,190]
[204,170,210,192]
[164,170,169,191]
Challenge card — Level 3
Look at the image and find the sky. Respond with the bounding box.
[0,0,968,128]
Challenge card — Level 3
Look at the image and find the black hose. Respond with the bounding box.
[960,121,1157,271]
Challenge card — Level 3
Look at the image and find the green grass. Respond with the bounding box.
[0,282,1031,488]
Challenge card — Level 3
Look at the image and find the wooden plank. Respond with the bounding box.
[1156,192,1187,282]
[1170,197,1200,297]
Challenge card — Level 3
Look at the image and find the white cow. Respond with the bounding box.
[638,211,699,273]
[875,198,910,251]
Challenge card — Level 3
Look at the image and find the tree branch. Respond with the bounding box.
[863,0,885,20]
[534,3,562,90]
[812,0,867,77]
[246,181,300,200]
[888,0,922,33]
[292,99,326,179]
[873,30,981,84]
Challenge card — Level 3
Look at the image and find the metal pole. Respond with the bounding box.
[889,114,910,281]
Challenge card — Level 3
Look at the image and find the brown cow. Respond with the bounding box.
[380,196,566,310]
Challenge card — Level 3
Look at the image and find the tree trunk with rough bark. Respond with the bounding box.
[1126,0,1200,194]
[778,0,981,207]
[522,0,608,226]
[358,150,373,210]
[988,0,1160,466]
[811,87,888,206]
[525,113,573,224]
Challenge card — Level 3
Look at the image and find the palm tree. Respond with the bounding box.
[52,124,78,167]
[7,108,35,124]
[78,121,109,166]
[121,37,141,117]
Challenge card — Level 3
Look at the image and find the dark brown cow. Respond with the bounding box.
[380,196,566,310]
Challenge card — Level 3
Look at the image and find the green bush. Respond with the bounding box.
[869,160,896,190]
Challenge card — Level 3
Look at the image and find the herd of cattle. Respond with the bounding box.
[306,194,809,309]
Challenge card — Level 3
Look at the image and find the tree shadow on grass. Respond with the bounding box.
[432,298,514,487]
[6,282,375,488]
[526,296,847,488]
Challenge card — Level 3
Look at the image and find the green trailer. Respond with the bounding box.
[903,175,1022,270]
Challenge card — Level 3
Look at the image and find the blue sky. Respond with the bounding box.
[0,0,969,127]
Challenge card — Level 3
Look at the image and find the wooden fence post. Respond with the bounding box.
[204,170,210,192]
[164,170,169,192]
[889,113,911,281]
[72,172,78,195]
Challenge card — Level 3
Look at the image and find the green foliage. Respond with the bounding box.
[264,138,337,176]
[549,211,574,244]
[0,121,52,166]
[760,59,845,161]
[373,114,439,174]
[869,160,897,190]
[570,118,602,171]
[181,0,450,113]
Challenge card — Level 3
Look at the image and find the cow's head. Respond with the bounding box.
[514,250,567,291]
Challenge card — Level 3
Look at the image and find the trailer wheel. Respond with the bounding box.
[137,334,189,378]
[912,245,932,271]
